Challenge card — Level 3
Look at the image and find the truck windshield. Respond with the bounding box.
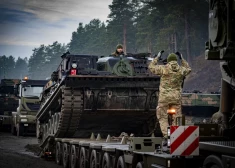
[22,86,43,97]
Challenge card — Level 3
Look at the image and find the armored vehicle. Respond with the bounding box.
[0,79,20,131]
[37,53,160,147]
[11,78,47,136]
[0,79,20,114]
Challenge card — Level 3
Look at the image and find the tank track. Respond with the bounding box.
[39,87,83,147]
[56,87,83,137]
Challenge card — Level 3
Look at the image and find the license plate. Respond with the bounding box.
[24,124,28,126]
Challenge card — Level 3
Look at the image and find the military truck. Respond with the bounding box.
[0,79,20,131]
[11,78,47,136]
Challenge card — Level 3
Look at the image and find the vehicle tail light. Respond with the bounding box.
[70,69,77,75]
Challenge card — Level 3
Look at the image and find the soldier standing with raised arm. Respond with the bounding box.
[148,52,191,142]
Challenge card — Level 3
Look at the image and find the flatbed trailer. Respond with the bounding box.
[199,141,235,168]
[42,134,206,168]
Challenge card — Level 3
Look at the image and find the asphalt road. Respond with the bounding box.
[0,132,61,168]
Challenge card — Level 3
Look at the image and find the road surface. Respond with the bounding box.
[0,132,61,168]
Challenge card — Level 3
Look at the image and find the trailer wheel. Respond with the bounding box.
[136,162,144,168]
[203,155,223,168]
[45,124,48,138]
[70,145,77,168]
[51,115,54,134]
[102,152,111,168]
[56,142,62,165]
[17,123,24,136]
[117,156,126,168]
[48,119,52,135]
[63,143,69,168]
[80,147,87,168]
[36,120,40,138]
[90,150,97,168]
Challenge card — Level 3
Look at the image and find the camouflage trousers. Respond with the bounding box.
[156,102,182,138]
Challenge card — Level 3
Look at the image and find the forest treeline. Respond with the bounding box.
[0,0,209,80]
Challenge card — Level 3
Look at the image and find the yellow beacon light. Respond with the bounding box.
[24,76,28,80]
[167,108,176,115]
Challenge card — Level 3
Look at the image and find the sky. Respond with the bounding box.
[0,0,112,58]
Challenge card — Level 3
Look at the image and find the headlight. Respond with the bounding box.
[20,119,28,122]
[72,63,77,68]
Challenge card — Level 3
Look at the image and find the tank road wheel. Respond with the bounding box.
[79,147,87,168]
[117,156,126,168]
[56,142,62,165]
[102,152,111,168]
[70,145,78,168]
[17,123,24,136]
[63,143,70,168]
[90,150,97,168]
[136,162,144,168]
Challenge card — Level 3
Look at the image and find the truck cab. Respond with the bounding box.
[12,78,47,136]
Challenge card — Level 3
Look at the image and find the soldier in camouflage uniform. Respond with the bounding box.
[111,44,125,57]
[148,53,191,139]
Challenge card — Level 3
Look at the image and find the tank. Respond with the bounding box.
[36,53,160,147]
[181,92,220,124]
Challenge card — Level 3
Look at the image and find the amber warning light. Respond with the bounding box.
[70,69,77,75]
[167,108,176,115]
[24,76,28,80]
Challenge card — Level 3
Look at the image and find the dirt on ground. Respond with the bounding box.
[0,132,61,168]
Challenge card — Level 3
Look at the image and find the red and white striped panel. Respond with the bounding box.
[170,126,199,156]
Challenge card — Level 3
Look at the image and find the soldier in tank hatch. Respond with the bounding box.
[111,44,125,57]
[148,52,191,141]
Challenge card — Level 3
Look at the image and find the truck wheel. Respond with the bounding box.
[11,125,16,135]
[79,147,87,168]
[62,143,69,168]
[56,142,62,165]
[102,152,111,168]
[203,155,223,168]
[136,162,144,168]
[70,145,77,168]
[17,124,24,136]
[117,156,126,168]
[90,150,97,168]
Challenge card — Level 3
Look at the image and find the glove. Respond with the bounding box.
[156,50,164,60]
[175,52,182,60]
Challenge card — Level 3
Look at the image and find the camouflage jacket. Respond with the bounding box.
[148,58,191,104]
